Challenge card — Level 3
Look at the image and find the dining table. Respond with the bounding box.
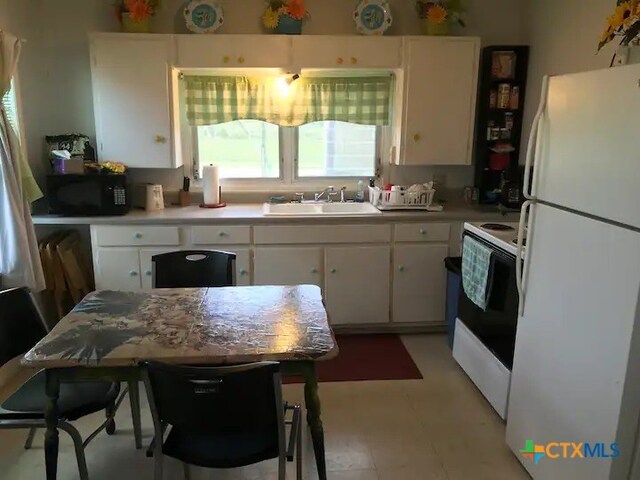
[22,284,338,480]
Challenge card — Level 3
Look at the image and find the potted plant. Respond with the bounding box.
[262,0,309,35]
[415,0,465,36]
[114,0,161,33]
[598,1,640,65]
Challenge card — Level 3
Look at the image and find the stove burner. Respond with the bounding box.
[481,223,516,232]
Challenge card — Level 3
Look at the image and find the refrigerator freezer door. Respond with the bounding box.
[534,64,640,229]
[507,204,640,479]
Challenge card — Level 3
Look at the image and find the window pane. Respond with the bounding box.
[198,120,279,179]
[298,121,376,177]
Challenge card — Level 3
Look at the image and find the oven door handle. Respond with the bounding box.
[516,200,532,317]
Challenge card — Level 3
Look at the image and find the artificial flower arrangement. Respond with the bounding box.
[263,0,309,34]
[100,161,127,174]
[598,0,640,51]
[114,0,161,31]
[415,0,465,35]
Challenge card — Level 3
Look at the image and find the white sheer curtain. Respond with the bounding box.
[0,31,44,291]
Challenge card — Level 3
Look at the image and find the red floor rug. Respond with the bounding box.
[284,334,423,383]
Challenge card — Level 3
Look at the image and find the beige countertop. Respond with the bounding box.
[32,203,519,226]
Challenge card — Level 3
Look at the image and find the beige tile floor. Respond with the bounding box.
[0,335,530,480]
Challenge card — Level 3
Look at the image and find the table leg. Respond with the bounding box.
[44,370,60,480]
[127,380,142,449]
[301,363,327,480]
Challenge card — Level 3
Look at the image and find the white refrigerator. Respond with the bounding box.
[506,64,640,479]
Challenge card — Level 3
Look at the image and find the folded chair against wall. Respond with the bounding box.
[0,287,127,480]
[142,361,302,480]
[152,250,237,288]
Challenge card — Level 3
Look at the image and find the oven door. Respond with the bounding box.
[456,231,519,370]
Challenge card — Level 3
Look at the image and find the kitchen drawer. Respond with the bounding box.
[192,226,251,245]
[394,223,451,243]
[94,226,180,247]
[254,225,391,244]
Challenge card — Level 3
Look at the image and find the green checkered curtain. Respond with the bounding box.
[184,75,393,127]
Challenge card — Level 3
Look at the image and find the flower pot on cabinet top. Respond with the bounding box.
[121,13,152,33]
[420,18,449,36]
[275,15,303,35]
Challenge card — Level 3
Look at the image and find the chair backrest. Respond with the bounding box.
[142,361,283,439]
[0,288,49,368]
[152,250,237,288]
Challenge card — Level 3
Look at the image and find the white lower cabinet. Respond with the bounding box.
[254,247,323,287]
[94,248,141,290]
[325,246,390,325]
[393,244,448,324]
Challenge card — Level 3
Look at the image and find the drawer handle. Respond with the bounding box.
[419,228,426,235]
[240,269,248,276]
[129,271,138,277]
[134,232,143,239]
[330,268,337,274]
[398,265,405,272]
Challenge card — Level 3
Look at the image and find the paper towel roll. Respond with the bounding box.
[202,165,220,205]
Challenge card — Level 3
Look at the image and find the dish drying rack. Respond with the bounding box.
[369,186,438,211]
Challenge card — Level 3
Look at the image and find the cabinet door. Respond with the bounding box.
[348,37,401,68]
[254,247,322,287]
[91,36,174,168]
[177,35,291,68]
[400,37,479,166]
[94,248,141,291]
[393,245,448,324]
[325,246,390,325]
[292,36,348,68]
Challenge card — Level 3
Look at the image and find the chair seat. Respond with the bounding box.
[0,371,120,422]
[163,427,280,469]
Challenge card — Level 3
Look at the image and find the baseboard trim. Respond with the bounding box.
[332,324,446,335]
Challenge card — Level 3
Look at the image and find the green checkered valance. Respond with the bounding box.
[184,75,393,127]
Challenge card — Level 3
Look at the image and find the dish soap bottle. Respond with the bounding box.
[355,180,365,203]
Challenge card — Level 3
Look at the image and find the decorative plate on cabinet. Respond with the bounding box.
[353,0,392,36]
[184,0,224,34]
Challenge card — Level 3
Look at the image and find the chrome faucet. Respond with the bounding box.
[314,186,338,202]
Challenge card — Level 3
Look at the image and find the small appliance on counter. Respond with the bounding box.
[46,173,130,216]
[133,183,165,211]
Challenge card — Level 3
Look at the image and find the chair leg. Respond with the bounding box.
[296,407,303,480]
[105,399,117,435]
[279,449,286,480]
[182,463,191,480]
[24,427,37,450]
[58,422,89,480]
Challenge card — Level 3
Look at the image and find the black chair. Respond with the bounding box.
[152,250,237,288]
[142,361,302,480]
[0,287,126,480]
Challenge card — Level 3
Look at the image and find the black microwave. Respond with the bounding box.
[46,174,130,216]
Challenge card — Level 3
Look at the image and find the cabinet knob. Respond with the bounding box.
[398,266,405,272]
[330,268,337,274]
[238,56,245,64]
[419,228,426,235]
[413,133,421,142]
[350,57,358,65]
[240,269,248,276]
[155,135,167,144]
[223,55,230,64]
[336,57,344,65]
[218,231,227,237]
[134,232,142,239]
[311,268,318,274]
[129,271,138,277]
[145,270,152,276]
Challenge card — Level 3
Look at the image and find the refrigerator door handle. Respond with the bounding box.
[523,75,550,201]
[516,200,533,317]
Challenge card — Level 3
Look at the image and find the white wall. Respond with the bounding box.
[8,0,527,194]
[521,0,618,160]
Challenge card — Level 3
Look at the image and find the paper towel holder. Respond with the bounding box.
[200,186,227,209]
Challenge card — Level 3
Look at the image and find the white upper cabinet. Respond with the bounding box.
[292,36,401,68]
[395,37,480,166]
[90,34,180,169]
[176,35,292,68]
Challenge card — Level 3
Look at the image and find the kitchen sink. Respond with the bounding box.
[263,202,382,216]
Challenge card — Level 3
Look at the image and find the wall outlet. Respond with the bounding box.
[432,173,448,188]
